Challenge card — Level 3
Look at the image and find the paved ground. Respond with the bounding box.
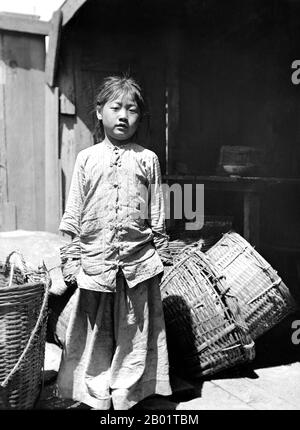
[2,231,299,410]
[36,311,300,411]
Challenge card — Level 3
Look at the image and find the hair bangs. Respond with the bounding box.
[96,76,145,115]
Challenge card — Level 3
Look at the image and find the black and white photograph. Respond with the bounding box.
[0,0,300,417]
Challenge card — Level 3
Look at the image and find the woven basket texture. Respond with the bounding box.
[168,239,203,261]
[207,231,297,339]
[168,216,233,259]
[160,250,255,377]
[0,259,49,409]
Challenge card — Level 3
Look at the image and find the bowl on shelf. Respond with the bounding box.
[218,146,261,176]
[222,164,256,176]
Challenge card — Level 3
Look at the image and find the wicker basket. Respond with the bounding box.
[160,249,255,377]
[207,231,297,339]
[168,239,203,261]
[168,216,233,256]
[0,253,50,409]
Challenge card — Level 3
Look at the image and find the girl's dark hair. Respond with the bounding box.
[94,74,146,143]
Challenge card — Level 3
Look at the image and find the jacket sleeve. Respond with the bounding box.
[59,152,85,237]
[148,154,173,266]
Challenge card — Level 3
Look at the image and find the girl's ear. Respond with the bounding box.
[96,108,102,121]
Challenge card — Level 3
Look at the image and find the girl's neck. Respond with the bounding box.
[103,135,135,147]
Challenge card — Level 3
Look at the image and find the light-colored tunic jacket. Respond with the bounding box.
[59,140,172,292]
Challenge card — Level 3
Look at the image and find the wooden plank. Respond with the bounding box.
[139,39,166,172]
[58,37,76,115]
[45,85,60,233]
[60,118,77,213]
[0,33,7,206]
[162,175,266,192]
[4,32,45,230]
[74,115,94,153]
[73,66,95,153]
[163,174,300,185]
[31,42,46,231]
[60,94,76,115]
[0,202,16,231]
[61,0,88,26]
[45,10,62,87]
[0,14,50,35]
[58,157,63,229]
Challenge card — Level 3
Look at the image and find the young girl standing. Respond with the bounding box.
[56,75,173,410]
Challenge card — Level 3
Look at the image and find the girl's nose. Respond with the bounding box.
[118,108,128,120]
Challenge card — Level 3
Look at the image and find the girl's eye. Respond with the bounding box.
[111,106,119,111]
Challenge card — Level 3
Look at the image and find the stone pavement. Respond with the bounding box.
[36,311,300,411]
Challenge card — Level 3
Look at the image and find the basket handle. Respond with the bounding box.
[0,278,50,388]
[5,251,27,271]
[5,251,28,288]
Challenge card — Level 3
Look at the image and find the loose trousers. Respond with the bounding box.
[56,272,172,409]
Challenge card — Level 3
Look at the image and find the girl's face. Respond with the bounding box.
[97,93,141,143]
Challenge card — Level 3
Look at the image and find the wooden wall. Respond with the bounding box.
[0,29,45,231]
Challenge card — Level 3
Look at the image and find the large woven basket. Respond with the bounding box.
[160,249,255,377]
[168,215,233,257]
[207,231,297,339]
[168,239,203,261]
[0,254,50,409]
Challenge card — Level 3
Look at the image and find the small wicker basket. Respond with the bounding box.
[207,231,297,339]
[0,253,50,409]
[160,249,255,377]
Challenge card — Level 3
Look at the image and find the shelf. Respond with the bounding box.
[162,175,300,192]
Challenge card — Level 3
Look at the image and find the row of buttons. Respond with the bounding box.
[111,243,126,251]
[111,148,121,168]
[112,146,123,255]
[109,223,125,230]
[110,161,121,167]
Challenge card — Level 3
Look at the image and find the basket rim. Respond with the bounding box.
[0,280,47,292]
